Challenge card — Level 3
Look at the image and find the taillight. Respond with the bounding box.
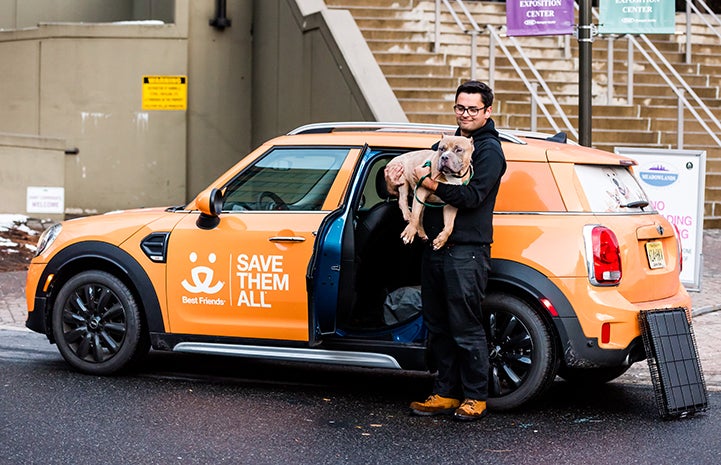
[584,225,622,286]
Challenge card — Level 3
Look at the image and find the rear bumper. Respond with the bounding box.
[553,277,692,368]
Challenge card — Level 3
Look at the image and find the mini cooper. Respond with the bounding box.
[26,122,691,410]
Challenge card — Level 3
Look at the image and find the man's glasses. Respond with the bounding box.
[453,104,486,117]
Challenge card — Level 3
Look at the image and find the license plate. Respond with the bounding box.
[645,241,666,269]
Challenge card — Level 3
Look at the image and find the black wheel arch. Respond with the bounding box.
[488,258,637,369]
[29,241,165,342]
[488,258,571,342]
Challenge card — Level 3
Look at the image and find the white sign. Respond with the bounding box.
[26,186,65,214]
[615,147,705,290]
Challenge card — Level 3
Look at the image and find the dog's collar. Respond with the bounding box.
[448,164,473,182]
[426,160,474,184]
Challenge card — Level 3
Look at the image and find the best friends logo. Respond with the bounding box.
[638,163,678,187]
[180,251,290,309]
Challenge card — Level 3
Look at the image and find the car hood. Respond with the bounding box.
[37,207,184,262]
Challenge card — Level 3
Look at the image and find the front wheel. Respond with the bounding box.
[484,293,558,411]
[51,270,148,375]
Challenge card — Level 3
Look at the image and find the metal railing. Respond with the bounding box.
[433,0,720,149]
[683,0,721,63]
[487,26,578,139]
[434,0,577,140]
[597,0,721,148]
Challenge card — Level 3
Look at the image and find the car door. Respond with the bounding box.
[164,146,357,341]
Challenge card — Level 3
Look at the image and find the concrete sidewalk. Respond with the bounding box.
[2,230,721,391]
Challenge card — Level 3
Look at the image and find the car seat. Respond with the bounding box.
[351,166,420,329]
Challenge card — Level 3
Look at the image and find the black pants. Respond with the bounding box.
[421,243,490,401]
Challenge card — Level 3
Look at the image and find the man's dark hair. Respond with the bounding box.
[455,80,494,107]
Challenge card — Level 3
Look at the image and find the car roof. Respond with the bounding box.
[279,122,636,166]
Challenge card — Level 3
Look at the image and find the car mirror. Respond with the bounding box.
[195,187,223,230]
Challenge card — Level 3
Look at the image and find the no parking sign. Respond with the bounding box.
[615,147,706,290]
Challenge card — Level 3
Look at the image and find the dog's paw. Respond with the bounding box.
[400,225,417,244]
[432,235,448,250]
[417,226,428,241]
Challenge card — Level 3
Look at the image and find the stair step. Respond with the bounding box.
[333,0,721,223]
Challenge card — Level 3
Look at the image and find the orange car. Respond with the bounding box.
[25,122,691,410]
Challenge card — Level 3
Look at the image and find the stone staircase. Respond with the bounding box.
[324,0,721,227]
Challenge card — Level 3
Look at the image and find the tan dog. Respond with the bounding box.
[386,135,474,250]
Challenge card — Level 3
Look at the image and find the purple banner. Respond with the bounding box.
[506,0,575,36]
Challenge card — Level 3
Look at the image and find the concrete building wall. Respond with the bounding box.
[0,134,66,222]
[0,16,190,215]
[251,0,405,146]
[185,0,254,198]
[0,0,403,217]
[0,0,174,29]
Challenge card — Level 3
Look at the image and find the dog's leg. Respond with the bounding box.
[417,205,427,241]
[401,188,428,244]
[397,183,411,222]
[432,205,458,250]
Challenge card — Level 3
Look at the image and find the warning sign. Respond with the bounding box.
[142,75,187,110]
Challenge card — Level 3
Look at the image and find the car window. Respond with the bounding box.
[575,165,650,213]
[221,147,349,211]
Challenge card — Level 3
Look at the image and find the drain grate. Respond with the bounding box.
[640,308,708,420]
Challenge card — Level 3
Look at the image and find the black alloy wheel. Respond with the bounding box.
[51,270,148,375]
[484,293,558,411]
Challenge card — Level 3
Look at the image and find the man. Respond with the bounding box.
[385,80,507,421]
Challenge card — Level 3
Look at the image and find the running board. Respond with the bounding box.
[172,342,402,369]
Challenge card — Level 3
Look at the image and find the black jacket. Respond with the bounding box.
[425,118,507,245]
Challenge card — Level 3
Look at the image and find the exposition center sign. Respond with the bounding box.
[506,0,574,36]
[599,0,676,34]
[616,147,706,290]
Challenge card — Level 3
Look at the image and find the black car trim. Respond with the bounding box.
[489,259,640,368]
[28,241,165,338]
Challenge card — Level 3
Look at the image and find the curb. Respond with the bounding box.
[693,305,721,318]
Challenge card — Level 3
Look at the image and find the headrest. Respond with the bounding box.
[375,166,392,200]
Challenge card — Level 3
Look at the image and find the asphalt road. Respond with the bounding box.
[1,328,719,465]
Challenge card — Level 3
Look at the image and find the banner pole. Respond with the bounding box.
[578,0,593,147]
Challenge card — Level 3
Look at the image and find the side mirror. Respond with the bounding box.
[195,187,223,230]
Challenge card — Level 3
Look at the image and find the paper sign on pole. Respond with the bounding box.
[615,147,706,290]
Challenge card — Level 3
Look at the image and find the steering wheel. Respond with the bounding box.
[256,191,289,210]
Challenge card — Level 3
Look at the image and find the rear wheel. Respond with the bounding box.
[51,270,148,375]
[484,293,558,411]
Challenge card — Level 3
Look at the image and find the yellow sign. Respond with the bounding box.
[142,75,187,110]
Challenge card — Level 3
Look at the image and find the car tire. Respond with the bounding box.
[51,270,148,375]
[484,293,558,411]
[557,365,631,385]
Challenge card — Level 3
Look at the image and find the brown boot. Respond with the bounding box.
[453,399,488,421]
[409,394,461,416]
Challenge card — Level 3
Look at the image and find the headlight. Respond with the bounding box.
[35,223,62,257]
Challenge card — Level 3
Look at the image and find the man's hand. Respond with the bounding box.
[384,164,404,196]
[413,163,437,192]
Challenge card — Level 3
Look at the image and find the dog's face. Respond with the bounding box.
[435,135,474,175]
